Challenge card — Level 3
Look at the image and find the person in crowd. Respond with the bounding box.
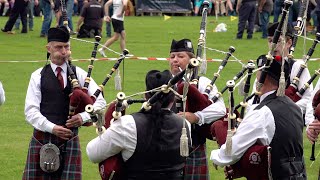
[76,0,103,38]
[194,0,213,16]
[98,0,128,57]
[39,0,54,37]
[257,0,273,38]
[1,0,29,33]
[103,0,113,37]
[15,0,38,31]
[235,0,257,39]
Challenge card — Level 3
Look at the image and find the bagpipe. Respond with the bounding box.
[211,61,251,103]
[84,49,129,136]
[211,74,272,180]
[90,92,129,180]
[89,64,193,180]
[287,0,309,61]
[175,59,251,144]
[285,33,320,102]
[253,0,293,104]
[175,47,235,141]
[56,0,100,125]
[211,63,258,152]
[235,62,255,124]
[91,49,129,100]
[59,0,69,30]
[68,36,102,126]
[193,0,210,80]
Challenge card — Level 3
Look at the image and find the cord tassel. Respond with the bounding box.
[225,130,233,155]
[180,127,189,157]
[277,72,286,96]
[200,47,207,74]
[114,69,122,91]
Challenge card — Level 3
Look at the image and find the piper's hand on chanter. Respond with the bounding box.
[177,112,199,124]
[52,125,74,140]
[307,119,320,143]
[66,114,83,128]
[224,165,234,179]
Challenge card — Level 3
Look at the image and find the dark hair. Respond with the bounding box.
[145,70,175,112]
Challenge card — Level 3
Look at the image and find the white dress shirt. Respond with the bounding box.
[194,76,227,125]
[210,91,276,166]
[86,114,191,163]
[291,60,313,113]
[305,78,320,126]
[0,81,5,105]
[24,62,106,133]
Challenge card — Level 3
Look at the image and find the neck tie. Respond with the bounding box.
[56,67,64,89]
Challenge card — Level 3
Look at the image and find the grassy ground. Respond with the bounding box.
[0,15,319,179]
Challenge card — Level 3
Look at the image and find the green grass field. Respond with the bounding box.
[0,15,319,179]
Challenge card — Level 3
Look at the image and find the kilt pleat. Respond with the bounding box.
[184,144,209,180]
[22,130,82,180]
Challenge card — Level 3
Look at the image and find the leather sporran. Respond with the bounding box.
[39,143,61,173]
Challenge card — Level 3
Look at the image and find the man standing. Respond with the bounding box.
[14,0,38,31]
[235,0,257,39]
[257,0,273,38]
[22,26,106,179]
[98,0,127,57]
[169,38,226,179]
[39,0,54,37]
[76,0,104,38]
[211,57,307,179]
[87,69,191,180]
[1,0,29,33]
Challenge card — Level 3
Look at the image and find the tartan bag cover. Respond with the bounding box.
[184,144,209,180]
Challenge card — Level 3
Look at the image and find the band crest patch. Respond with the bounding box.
[249,152,261,165]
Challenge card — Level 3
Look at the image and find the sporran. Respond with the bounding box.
[39,142,61,173]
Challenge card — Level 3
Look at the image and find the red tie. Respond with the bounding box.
[56,67,64,89]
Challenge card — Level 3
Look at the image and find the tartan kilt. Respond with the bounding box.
[184,144,209,180]
[22,130,82,180]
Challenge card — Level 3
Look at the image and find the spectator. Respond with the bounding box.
[76,0,104,38]
[194,0,213,16]
[98,0,128,57]
[15,0,38,31]
[235,0,257,39]
[39,0,54,37]
[257,0,273,38]
[1,0,29,33]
